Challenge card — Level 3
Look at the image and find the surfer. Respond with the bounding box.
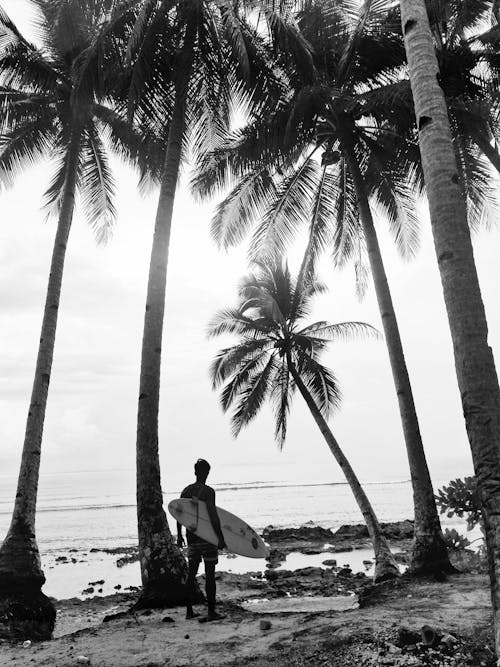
[177,458,227,622]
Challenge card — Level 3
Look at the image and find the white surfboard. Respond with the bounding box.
[168,498,268,559]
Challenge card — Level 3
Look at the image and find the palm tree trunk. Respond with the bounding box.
[340,132,452,575]
[135,21,197,608]
[286,352,399,582]
[0,132,81,641]
[473,131,500,175]
[400,0,500,655]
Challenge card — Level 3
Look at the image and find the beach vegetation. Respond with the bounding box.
[436,477,481,532]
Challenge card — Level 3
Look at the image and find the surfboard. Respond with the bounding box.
[168,498,269,559]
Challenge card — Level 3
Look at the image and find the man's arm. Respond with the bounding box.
[177,486,189,548]
[205,488,226,550]
[176,521,184,548]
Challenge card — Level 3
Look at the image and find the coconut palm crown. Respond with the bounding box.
[0,1,156,231]
[208,259,401,582]
[208,261,358,443]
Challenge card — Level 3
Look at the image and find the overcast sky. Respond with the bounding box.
[1,0,499,491]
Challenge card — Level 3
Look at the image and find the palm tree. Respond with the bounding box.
[371,2,500,209]
[208,260,400,582]
[124,0,312,607]
[193,0,453,575]
[399,0,500,657]
[0,0,157,639]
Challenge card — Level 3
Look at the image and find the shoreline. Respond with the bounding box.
[40,520,416,601]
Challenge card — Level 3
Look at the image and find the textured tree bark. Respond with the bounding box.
[400,0,500,659]
[341,136,452,575]
[0,131,81,640]
[287,353,400,582]
[135,21,197,608]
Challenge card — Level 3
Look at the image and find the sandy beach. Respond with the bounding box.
[0,571,493,666]
[0,522,494,666]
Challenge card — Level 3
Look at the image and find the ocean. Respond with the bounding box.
[0,469,471,600]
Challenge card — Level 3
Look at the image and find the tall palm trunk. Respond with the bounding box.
[0,131,81,640]
[400,0,500,655]
[135,21,197,608]
[340,132,452,575]
[286,352,399,582]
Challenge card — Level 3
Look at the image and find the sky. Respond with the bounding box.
[1,0,499,492]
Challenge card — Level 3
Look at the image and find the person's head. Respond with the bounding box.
[194,458,211,482]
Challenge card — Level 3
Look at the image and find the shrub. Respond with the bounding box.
[435,476,481,531]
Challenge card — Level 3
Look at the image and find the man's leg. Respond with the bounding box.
[185,555,200,619]
[203,562,225,621]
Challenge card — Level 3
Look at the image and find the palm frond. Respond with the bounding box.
[297,320,381,342]
[353,241,370,301]
[78,126,116,244]
[0,87,54,133]
[93,103,164,184]
[361,135,421,261]
[207,307,277,339]
[270,356,295,449]
[0,114,57,189]
[248,153,320,261]
[191,105,295,202]
[125,0,156,63]
[294,351,341,418]
[125,0,177,124]
[331,157,361,267]
[189,86,231,161]
[218,0,251,80]
[73,0,139,102]
[210,337,273,389]
[447,0,492,40]
[210,168,277,249]
[0,4,27,49]
[42,140,72,217]
[258,0,315,82]
[291,164,336,318]
[338,0,403,87]
[240,261,293,324]
[219,350,270,412]
[230,354,276,437]
[292,276,328,322]
[452,124,500,233]
[0,40,63,95]
[32,0,90,59]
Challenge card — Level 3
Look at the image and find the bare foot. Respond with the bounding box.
[199,612,226,623]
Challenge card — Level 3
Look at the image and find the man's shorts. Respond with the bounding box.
[187,540,219,565]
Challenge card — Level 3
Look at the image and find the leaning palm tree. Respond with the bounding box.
[208,260,400,583]
[0,0,157,639]
[400,0,500,657]
[194,0,453,575]
[124,0,311,607]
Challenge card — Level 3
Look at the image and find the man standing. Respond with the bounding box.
[177,459,226,621]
